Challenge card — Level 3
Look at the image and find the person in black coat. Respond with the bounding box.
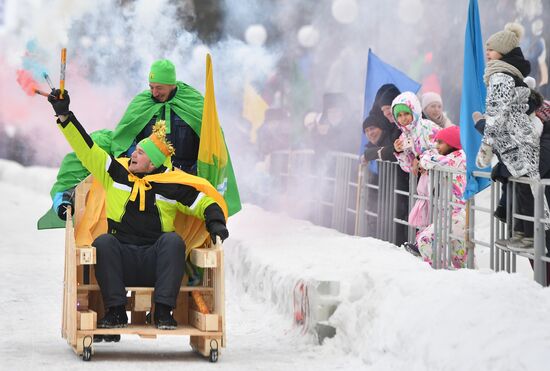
[361,84,409,246]
[361,111,395,237]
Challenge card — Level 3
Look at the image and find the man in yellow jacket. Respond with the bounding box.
[48,89,228,330]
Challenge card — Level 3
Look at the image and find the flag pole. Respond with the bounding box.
[465,200,475,268]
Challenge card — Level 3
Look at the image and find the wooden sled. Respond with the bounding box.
[61,177,226,362]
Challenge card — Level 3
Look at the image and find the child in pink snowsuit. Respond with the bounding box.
[391,92,441,174]
[416,126,468,268]
[391,92,440,230]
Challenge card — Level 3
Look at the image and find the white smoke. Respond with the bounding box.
[0,0,276,168]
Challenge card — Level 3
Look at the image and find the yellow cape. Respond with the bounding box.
[74,159,228,257]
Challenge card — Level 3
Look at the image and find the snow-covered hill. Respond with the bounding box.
[1,159,549,370]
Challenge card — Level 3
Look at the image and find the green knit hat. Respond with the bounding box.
[137,121,175,168]
[393,104,412,120]
[149,59,176,85]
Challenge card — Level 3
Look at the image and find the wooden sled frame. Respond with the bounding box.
[61,177,226,362]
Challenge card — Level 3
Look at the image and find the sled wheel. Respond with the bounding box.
[82,336,93,361]
[209,339,219,363]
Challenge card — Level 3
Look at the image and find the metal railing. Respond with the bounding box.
[255,150,548,286]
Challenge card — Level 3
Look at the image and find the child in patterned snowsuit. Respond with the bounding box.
[391,91,441,174]
[391,92,440,240]
[416,126,468,268]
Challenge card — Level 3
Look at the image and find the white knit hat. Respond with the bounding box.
[523,76,536,89]
[486,22,524,55]
[421,92,443,111]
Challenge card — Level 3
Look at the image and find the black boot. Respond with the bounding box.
[97,305,128,328]
[154,303,177,330]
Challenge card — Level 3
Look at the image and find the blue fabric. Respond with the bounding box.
[459,0,491,200]
[126,142,136,157]
[360,49,421,154]
[52,192,63,212]
[52,191,70,213]
[368,159,378,175]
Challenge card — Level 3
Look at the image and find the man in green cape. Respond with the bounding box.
[41,59,240,228]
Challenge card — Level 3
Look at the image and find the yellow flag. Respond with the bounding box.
[242,82,269,143]
[198,54,228,168]
[197,54,241,216]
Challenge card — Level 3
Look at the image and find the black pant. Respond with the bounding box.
[93,232,185,308]
[514,183,535,237]
[394,168,409,246]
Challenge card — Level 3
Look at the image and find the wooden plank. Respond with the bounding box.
[172,292,189,326]
[189,309,219,331]
[61,209,72,340]
[190,248,217,268]
[78,324,222,337]
[76,246,96,265]
[131,311,147,325]
[68,233,77,347]
[77,310,97,330]
[88,290,104,321]
[134,292,152,312]
[77,285,213,292]
[66,209,78,347]
[77,292,88,311]
[213,243,226,348]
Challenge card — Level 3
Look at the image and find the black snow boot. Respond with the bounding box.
[154,303,177,330]
[97,305,128,328]
[403,242,421,258]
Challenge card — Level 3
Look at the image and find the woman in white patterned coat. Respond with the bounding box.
[476,23,538,180]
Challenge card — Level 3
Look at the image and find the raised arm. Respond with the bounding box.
[49,90,114,189]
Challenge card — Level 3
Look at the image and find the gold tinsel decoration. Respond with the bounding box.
[152,120,176,156]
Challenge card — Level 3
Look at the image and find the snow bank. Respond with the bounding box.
[0,159,58,195]
[0,159,364,369]
[2,159,548,370]
[227,205,550,371]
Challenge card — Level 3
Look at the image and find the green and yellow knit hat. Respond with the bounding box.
[138,121,175,168]
[393,104,412,120]
[149,59,176,85]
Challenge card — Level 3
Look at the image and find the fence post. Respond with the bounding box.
[355,164,366,236]
[534,182,547,285]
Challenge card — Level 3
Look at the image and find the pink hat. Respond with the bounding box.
[434,126,462,150]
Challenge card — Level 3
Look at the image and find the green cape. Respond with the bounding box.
[111,81,204,156]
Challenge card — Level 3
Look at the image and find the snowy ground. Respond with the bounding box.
[1,159,549,370]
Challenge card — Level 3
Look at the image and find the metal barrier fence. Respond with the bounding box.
[260,150,548,286]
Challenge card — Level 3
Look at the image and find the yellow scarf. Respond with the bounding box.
[128,174,152,211]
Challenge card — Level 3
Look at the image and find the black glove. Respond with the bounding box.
[204,204,228,243]
[48,88,70,116]
[207,221,229,244]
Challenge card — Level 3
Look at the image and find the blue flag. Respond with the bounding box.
[459,0,490,200]
[360,49,421,155]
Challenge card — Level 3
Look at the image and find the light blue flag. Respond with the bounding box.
[459,0,490,200]
[360,49,421,154]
